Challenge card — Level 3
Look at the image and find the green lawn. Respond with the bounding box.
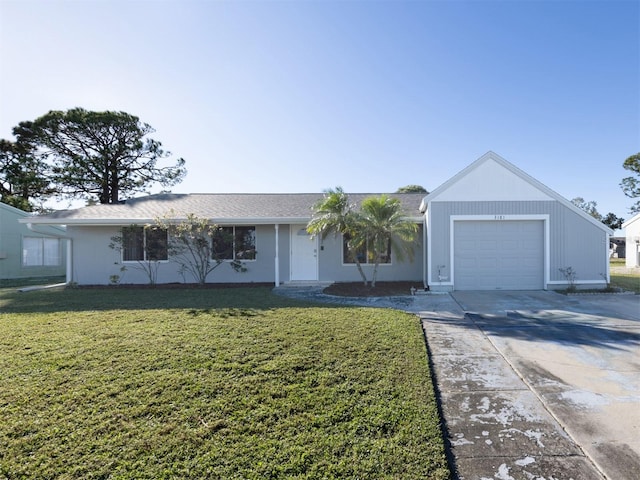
[0,286,450,479]
[610,273,640,293]
[610,258,640,294]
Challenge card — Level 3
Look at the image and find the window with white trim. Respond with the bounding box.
[122,226,168,262]
[23,237,61,266]
[342,234,391,264]
[212,226,256,261]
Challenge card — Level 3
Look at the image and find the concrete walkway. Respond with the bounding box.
[275,287,640,480]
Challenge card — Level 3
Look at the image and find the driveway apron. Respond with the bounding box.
[421,290,640,480]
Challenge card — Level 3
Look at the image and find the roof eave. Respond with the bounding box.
[20,214,424,226]
[19,216,316,226]
[420,152,614,235]
[622,212,640,229]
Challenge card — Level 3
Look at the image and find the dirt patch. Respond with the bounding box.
[323,281,424,297]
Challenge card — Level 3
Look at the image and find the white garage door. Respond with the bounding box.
[454,220,544,290]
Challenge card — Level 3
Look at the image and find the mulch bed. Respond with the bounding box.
[75,281,424,297]
[323,281,423,297]
[76,282,275,290]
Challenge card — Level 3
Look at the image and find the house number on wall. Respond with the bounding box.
[494,215,506,220]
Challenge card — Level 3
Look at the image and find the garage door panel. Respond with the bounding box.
[458,241,476,252]
[478,258,498,269]
[501,239,519,250]
[478,240,498,250]
[498,257,521,268]
[454,220,544,290]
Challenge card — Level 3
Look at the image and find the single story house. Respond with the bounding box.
[0,202,67,280]
[622,213,640,268]
[20,152,613,291]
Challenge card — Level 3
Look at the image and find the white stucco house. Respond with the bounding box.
[19,152,613,290]
[622,213,640,268]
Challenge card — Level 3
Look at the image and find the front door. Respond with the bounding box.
[290,225,318,281]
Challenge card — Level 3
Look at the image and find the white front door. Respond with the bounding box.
[290,225,318,281]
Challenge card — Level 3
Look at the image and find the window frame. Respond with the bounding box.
[341,234,392,266]
[22,236,62,267]
[211,225,257,262]
[121,226,169,263]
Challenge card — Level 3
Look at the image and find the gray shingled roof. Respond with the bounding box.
[23,193,426,225]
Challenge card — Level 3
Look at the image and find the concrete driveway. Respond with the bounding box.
[420,291,640,480]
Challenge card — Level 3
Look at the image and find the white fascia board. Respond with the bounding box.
[19,216,315,226]
[211,217,311,225]
[622,212,640,229]
[422,151,498,203]
[1,202,33,216]
[19,217,155,226]
[422,151,613,235]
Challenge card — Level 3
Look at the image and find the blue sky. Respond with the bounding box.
[1,0,638,227]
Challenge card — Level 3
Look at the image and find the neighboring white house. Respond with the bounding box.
[19,152,613,290]
[622,213,640,268]
[0,202,68,281]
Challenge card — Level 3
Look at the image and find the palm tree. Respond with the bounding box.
[359,195,419,287]
[307,187,369,285]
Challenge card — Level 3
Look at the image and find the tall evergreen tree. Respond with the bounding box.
[13,108,186,204]
[0,139,53,211]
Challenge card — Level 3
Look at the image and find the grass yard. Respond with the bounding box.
[610,258,640,294]
[0,286,450,479]
[610,273,640,293]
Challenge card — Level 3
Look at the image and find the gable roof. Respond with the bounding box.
[419,151,613,235]
[1,201,34,217]
[622,212,640,229]
[19,193,425,226]
[0,202,67,234]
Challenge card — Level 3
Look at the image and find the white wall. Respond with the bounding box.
[625,215,640,268]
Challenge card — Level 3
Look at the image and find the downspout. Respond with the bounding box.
[423,214,428,290]
[274,224,280,287]
[66,237,72,284]
[606,232,611,286]
[26,223,72,285]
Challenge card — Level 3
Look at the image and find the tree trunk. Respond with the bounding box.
[101,167,110,204]
[371,261,379,288]
[352,254,368,286]
[109,161,119,203]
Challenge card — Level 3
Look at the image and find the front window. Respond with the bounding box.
[235,226,256,260]
[212,226,256,261]
[212,227,234,260]
[342,235,391,264]
[23,237,61,266]
[122,226,168,262]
